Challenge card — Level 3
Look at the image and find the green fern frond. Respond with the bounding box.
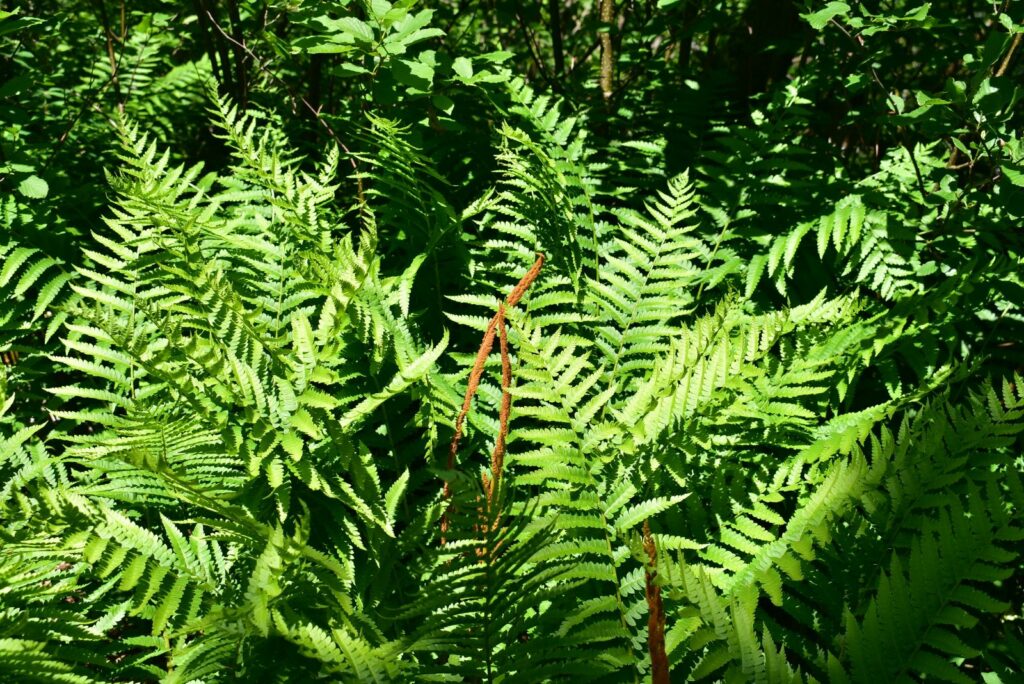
[837,484,1022,683]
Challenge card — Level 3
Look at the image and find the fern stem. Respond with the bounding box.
[489,302,511,498]
[643,521,669,684]
[443,255,545,535]
[995,27,1022,77]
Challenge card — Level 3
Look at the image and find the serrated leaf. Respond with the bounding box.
[802,2,851,30]
[17,174,48,198]
[384,469,409,523]
[452,57,473,80]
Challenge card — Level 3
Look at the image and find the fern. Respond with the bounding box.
[835,484,1023,683]
[3,28,1024,677]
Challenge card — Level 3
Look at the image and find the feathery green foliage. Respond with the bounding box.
[3,0,1024,681]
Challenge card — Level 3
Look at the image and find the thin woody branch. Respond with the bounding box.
[599,0,615,100]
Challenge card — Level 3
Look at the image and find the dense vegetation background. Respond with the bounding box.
[2,0,1024,681]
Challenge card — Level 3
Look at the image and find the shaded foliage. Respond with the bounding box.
[2,0,1024,681]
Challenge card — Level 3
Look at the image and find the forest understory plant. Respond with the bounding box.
[2,1,1024,682]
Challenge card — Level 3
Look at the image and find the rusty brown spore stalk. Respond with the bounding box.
[643,520,669,683]
[441,253,545,537]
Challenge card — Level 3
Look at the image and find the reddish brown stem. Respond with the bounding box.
[441,254,545,537]
[507,253,545,307]
[490,302,511,494]
[441,313,498,537]
[447,315,499,474]
[643,521,669,684]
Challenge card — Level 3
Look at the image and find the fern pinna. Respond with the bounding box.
[2,85,1023,684]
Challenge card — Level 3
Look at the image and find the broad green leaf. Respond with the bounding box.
[17,174,48,199]
[801,2,850,30]
[452,57,473,80]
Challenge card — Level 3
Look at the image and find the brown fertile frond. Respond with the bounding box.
[441,254,545,538]
[442,314,497,537]
[447,315,499,475]
[506,253,545,308]
[438,313,493,536]
[491,302,511,494]
[481,302,509,505]
[643,520,669,684]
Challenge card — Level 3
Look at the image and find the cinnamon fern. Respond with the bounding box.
[3,1,1024,681]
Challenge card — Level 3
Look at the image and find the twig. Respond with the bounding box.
[939,20,1020,175]
[91,0,123,108]
[195,0,233,88]
[995,32,1022,77]
[567,39,601,78]
[123,19,155,106]
[611,30,676,101]
[44,14,132,171]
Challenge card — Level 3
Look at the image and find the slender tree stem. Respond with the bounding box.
[198,0,235,92]
[549,0,565,76]
[91,0,122,107]
[599,0,615,100]
[995,32,1022,77]
[225,0,248,108]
